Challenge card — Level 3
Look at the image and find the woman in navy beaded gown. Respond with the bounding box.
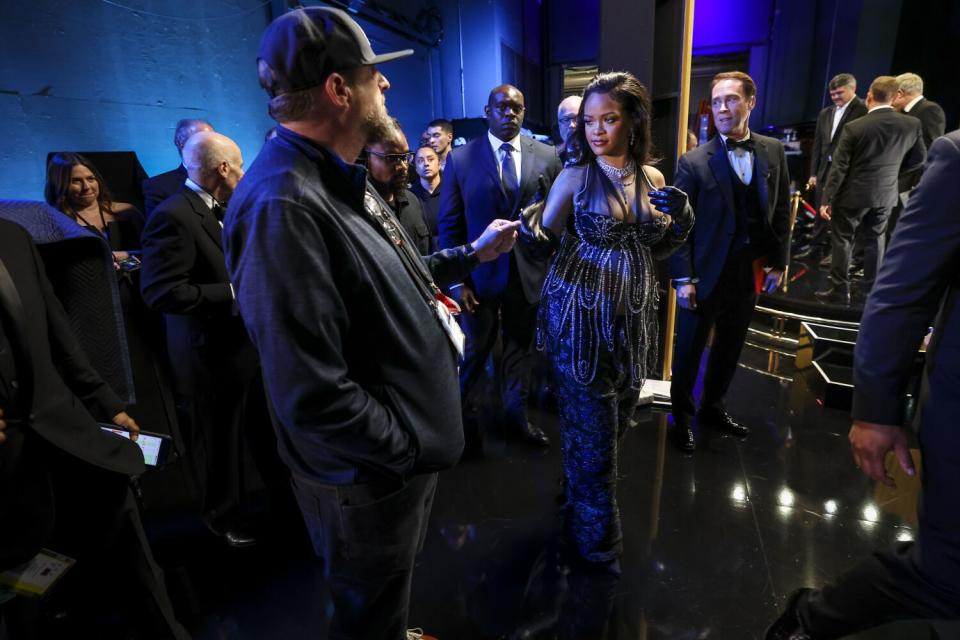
[533,72,693,571]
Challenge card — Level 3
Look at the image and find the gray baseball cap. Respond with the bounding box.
[258,7,413,98]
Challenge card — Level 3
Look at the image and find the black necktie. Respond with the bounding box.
[211,202,225,222]
[726,138,755,152]
[500,142,519,202]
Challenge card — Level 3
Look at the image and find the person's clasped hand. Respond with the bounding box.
[677,283,697,310]
[0,408,7,445]
[472,219,521,262]
[849,420,915,488]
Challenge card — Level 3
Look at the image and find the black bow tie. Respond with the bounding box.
[726,138,755,152]
[211,202,225,222]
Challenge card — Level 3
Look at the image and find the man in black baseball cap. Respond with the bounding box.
[225,6,521,640]
[257,6,412,99]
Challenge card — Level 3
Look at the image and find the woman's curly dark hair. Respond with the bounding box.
[568,71,658,167]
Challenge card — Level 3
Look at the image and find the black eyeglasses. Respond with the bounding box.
[367,149,414,164]
[558,116,577,126]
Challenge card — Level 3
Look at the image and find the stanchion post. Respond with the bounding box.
[660,0,695,382]
[783,190,801,294]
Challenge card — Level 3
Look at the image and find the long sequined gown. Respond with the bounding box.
[538,161,689,564]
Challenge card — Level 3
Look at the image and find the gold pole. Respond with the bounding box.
[661,0,695,381]
[783,190,801,294]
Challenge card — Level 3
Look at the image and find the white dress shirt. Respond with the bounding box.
[488,130,522,184]
[868,105,894,114]
[831,99,852,140]
[185,178,217,214]
[904,95,924,113]
[719,131,754,185]
[184,178,233,298]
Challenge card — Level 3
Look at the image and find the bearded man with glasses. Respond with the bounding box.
[365,118,431,254]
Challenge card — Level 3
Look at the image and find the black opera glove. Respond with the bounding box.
[648,185,688,216]
[518,212,560,261]
[648,185,693,235]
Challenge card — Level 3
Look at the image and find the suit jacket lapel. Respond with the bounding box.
[515,137,537,213]
[828,105,840,141]
[0,256,34,416]
[182,188,223,251]
[478,137,509,207]
[753,135,771,217]
[836,102,852,132]
[707,136,737,223]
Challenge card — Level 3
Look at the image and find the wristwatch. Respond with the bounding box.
[462,242,480,267]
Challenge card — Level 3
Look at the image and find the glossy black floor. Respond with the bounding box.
[136,340,929,640]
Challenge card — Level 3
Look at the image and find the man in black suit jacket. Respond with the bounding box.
[809,74,868,204]
[438,84,562,448]
[141,118,214,218]
[669,71,791,452]
[817,76,926,301]
[141,130,263,547]
[766,130,960,640]
[0,219,186,638]
[893,72,946,197]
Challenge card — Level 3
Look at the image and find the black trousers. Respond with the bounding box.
[796,375,960,637]
[829,206,890,291]
[459,257,538,427]
[175,344,269,531]
[671,248,757,417]
[291,471,437,640]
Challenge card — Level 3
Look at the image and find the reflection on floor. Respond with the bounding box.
[150,354,922,640]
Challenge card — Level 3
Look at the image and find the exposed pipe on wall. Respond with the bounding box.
[457,0,467,117]
[820,0,841,108]
[309,0,440,47]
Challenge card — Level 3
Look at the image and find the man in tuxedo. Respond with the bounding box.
[140,131,262,547]
[669,71,791,452]
[799,73,867,257]
[766,130,960,640]
[438,84,563,449]
[0,219,186,638]
[816,76,926,302]
[141,118,214,218]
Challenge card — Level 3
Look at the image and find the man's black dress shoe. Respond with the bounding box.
[765,588,813,639]
[818,253,831,267]
[670,414,696,452]
[813,284,851,304]
[697,407,750,437]
[520,421,551,447]
[792,244,813,259]
[224,528,258,548]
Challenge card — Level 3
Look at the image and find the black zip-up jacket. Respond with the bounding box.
[224,126,478,484]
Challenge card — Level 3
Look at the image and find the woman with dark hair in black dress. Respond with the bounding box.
[534,72,693,571]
